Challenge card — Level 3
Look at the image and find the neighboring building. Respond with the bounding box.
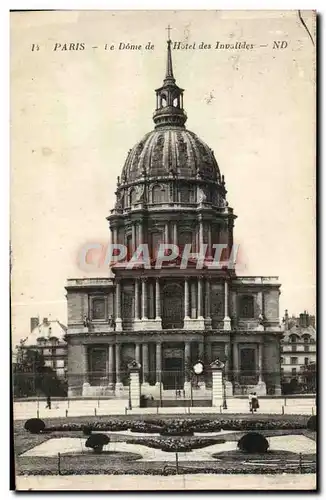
[66,38,283,398]
[19,317,68,378]
[281,310,316,389]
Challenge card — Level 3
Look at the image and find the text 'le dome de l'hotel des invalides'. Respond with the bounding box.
[65,37,283,398]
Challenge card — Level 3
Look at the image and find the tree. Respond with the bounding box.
[301,362,316,393]
[13,346,67,397]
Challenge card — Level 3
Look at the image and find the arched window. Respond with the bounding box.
[302,334,310,343]
[129,188,136,206]
[161,96,167,108]
[290,334,299,343]
[179,231,193,253]
[179,185,193,203]
[152,184,166,204]
[151,231,163,259]
[239,295,254,319]
[173,97,179,107]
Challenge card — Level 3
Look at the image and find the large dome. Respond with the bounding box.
[121,128,221,184]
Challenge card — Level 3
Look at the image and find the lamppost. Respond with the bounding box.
[191,360,204,406]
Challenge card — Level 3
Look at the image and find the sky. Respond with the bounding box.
[10,10,316,345]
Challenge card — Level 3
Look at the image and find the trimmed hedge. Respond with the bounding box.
[307,415,317,432]
[85,433,110,453]
[24,418,46,434]
[44,417,307,434]
[238,432,269,453]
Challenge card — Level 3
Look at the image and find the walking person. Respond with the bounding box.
[252,392,259,412]
[45,395,51,409]
[248,391,253,413]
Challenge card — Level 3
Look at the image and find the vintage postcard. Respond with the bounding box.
[11,10,316,491]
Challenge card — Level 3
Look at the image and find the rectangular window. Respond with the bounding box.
[304,357,309,365]
[304,345,309,352]
[280,357,284,364]
[290,357,298,365]
[239,295,254,319]
[91,296,106,320]
[291,367,297,375]
[292,345,297,352]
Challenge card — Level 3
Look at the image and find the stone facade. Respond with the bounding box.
[65,39,283,398]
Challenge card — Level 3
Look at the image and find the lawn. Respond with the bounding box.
[14,414,316,476]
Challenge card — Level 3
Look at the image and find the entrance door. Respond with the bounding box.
[240,347,257,384]
[162,284,184,329]
[162,345,184,389]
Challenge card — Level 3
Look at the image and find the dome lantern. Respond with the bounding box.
[153,36,187,129]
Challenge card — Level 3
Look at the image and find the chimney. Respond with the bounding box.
[30,317,39,332]
[283,309,289,330]
[299,312,309,328]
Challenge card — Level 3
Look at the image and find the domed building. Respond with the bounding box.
[66,39,283,399]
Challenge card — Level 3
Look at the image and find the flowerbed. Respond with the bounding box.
[128,436,225,452]
[39,417,308,434]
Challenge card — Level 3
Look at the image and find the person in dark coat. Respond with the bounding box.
[251,392,259,412]
[45,395,51,409]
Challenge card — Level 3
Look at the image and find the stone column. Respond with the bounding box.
[184,341,191,392]
[80,345,91,397]
[164,223,169,244]
[191,282,197,319]
[257,291,263,315]
[173,223,178,246]
[231,290,237,325]
[132,224,137,253]
[233,342,238,384]
[258,342,263,382]
[108,344,114,389]
[184,278,190,319]
[197,277,204,319]
[142,343,149,387]
[223,280,231,331]
[141,278,148,320]
[148,281,155,319]
[135,343,141,363]
[112,227,118,245]
[156,342,162,386]
[205,279,211,320]
[155,278,161,320]
[138,222,143,245]
[134,279,140,322]
[115,280,122,331]
[207,224,212,257]
[199,220,204,250]
[115,344,123,392]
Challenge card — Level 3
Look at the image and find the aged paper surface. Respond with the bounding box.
[11,10,316,491]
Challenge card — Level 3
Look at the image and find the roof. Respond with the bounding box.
[23,319,67,347]
[120,128,221,185]
[282,323,316,342]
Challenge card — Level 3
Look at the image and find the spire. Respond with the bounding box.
[164,36,175,84]
[153,29,187,129]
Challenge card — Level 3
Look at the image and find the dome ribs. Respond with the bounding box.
[182,130,199,177]
[138,131,157,178]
